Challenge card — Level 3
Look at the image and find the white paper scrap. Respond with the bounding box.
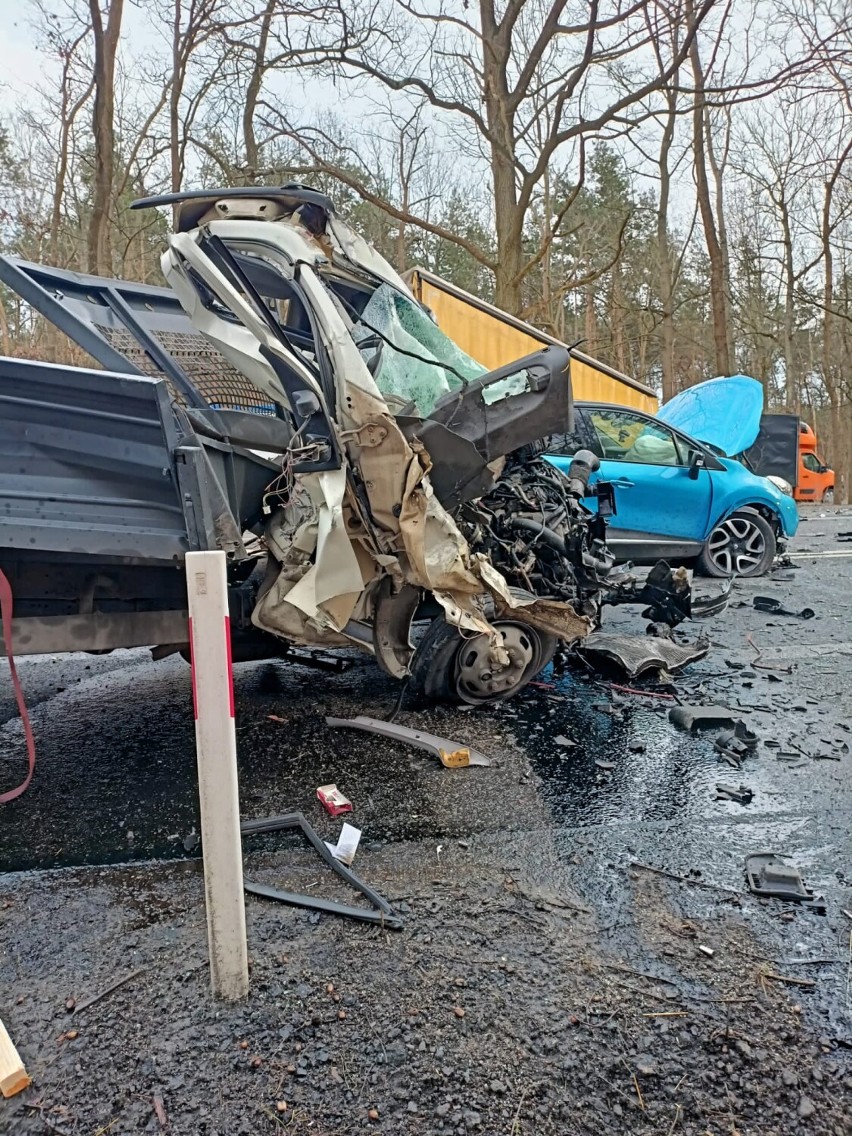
[325,822,362,866]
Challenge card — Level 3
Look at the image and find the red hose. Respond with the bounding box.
[0,568,36,803]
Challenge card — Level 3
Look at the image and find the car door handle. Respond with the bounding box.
[610,477,634,488]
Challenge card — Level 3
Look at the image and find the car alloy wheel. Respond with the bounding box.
[705,515,767,576]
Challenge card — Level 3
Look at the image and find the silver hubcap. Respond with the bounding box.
[454,623,540,703]
[707,516,766,575]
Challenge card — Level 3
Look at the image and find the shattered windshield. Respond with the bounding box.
[351,283,488,415]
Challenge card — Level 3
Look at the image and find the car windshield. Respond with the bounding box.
[350,283,501,415]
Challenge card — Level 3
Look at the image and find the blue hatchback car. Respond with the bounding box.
[545,389,799,577]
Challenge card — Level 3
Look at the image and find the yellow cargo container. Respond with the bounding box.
[405,267,658,413]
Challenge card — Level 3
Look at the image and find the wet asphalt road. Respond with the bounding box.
[1,505,852,1031]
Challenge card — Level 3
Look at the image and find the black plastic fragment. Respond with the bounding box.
[669,705,741,731]
[716,783,754,804]
[753,596,815,620]
[240,812,403,930]
[744,852,826,913]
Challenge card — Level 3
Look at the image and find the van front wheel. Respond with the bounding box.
[410,610,557,704]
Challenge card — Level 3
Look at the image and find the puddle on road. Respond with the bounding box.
[506,666,800,828]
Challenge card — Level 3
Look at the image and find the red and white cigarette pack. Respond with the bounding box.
[316,783,353,817]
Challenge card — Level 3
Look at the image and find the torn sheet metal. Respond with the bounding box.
[326,715,492,767]
[577,634,709,678]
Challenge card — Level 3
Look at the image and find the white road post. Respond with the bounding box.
[186,550,249,1001]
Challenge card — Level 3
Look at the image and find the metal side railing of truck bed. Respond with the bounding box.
[0,354,277,655]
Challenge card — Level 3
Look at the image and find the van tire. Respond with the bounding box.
[822,488,834,504]
[410,593,557,704]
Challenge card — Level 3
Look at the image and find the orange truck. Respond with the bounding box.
[795,422,834,502]
[744,414,835,503]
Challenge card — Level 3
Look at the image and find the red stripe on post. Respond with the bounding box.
[189,617,199,720]
[224,616,235,718]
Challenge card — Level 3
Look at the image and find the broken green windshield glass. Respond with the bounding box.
[352,283,487,415]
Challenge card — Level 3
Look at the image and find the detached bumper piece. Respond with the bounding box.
[326,715,492,767]
[744,852,825,914]
[241,812,403,930]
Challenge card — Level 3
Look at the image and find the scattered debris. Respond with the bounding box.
[698,945,715,958]
[73,968,146,1016]
[753,596,815,620]
[744,853,826,913]
[715,783,754,804]
[609,682,676,700]
[153,1094,168,1129]
[182,830,200,853]
[0,1016,30,1098]
[714,722,759,766]
[629,861,741,895]
[669,705,742,731]
[324,822,362,867]
[746,632,794,673]
[594,759,615,770]
[316,784,353,817]
[326,716,491,768]
[592,700,624,718]
[577,633,708,678]
[241,813,402,929]
[762,972,817,989]
[554,735,575,747]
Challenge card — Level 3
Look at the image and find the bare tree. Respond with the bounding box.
[265,0,718,314]
[87,0,124,274]
[687,0,733,374]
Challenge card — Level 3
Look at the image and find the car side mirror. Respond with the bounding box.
[687,450,705,480]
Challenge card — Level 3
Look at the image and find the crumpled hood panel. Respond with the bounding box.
[657,375,764,456]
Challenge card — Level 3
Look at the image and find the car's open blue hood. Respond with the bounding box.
[656,375,764,456]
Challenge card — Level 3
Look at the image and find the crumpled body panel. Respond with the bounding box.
[156,202,595,671]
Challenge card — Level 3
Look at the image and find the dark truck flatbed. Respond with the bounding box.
[0,259,285,657]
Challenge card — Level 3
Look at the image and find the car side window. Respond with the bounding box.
[802,453,821,472]
[546,427,587,456]
[587,408,686,467]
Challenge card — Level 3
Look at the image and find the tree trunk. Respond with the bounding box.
[243,0,275,174]
[705,108,735,369]
[688,23,730,376]
[779,199,796,410]
[821,176,845,499]
[479,0,523,314]
[584,285,597,347]
[170,0,182,194]
[610,261,627,373]
[87,0,124,276]
[657,136,676,400]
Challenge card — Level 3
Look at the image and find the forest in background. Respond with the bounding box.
[2,0,852,497]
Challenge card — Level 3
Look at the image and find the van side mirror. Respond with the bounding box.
[687,450,705,480]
